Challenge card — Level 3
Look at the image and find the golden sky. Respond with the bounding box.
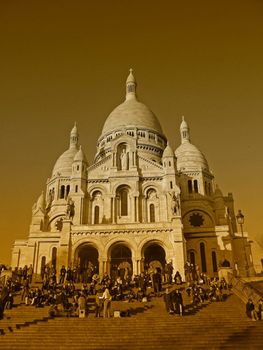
[0,0,263,264]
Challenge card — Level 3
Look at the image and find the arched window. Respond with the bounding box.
[60,185,65,199]
[208,183,211,195]
[51,247,57,270]
[194,180,198,193]
[188,180,193,194]
[190,251,195,266]
[94,206,100,224]
[40,256,46,276]
[200,243,207,272]
[75,185,78,193]
[66,185,70,197]
[120,189,128,216]
[149,204,155,222]
[212,251,218,272]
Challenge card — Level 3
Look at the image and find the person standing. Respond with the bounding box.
[27,264,33,284]
[78,292,86,318]
[173,289,184,316]
[59,266,66,284]
[102,287,112,318]
[152,269,162,296]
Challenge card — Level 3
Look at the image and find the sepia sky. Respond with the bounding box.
[0,0,263,264]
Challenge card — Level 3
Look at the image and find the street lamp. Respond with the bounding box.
[236,210,249,277]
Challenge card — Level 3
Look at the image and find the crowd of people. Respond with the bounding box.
[1,261,263,321]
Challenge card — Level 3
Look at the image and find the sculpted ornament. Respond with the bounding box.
[120,149,128,170]
[169,191,180,216]
[66,197,75,220]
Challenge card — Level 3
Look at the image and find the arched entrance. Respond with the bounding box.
[110,243,132,281]
[76,244,99,282]
[143,243,166,272]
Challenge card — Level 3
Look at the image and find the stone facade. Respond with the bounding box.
[11,69,255,278]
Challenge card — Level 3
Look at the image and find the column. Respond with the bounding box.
[132,258,137,277]
[134,196,137,222]
[136,260,141,275]
[99,259,104,279]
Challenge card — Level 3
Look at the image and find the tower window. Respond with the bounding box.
[168,161,171,167]
[212,251,218,272]
[208,183,211,196]
[77,165,80,171]
[200,242,207,273]
[170,181,173,189]
[188,180,193,194]
[128,84,135,93]
[94,206,100,224]
[194,180,198,193]
[60,185,65,199]
[75,185,78,193]
[120,189,128,216]
[51,247,57,270]
[149,204,155,223]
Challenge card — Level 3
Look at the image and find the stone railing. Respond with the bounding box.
[228,271,263,304]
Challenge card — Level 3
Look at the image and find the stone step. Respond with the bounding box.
[1,293,263,349]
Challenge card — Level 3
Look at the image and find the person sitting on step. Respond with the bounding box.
[246,298,258,321]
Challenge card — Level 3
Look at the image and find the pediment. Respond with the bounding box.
[138,155,163,173]
[88,155,112,176]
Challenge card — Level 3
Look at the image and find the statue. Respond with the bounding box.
[120,149,128,170]
[66,197,75,220]
[55,218,63,231]
[32,191,46,215]
[170,192,180,216]
[46,190,53,212]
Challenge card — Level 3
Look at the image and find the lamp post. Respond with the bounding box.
[236,210,249,277]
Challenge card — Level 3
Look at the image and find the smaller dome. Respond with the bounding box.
[71,122,78,136]
[126,68,136,84]
[213,185,223,198]
[175,142,209,172]
[52,148,79,176]
[74,146,87,163]
[180,116,188,130]
[163,143,174,158]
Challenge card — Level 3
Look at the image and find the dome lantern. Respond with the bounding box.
[126,68,137,101]
[70,122,79,149]
[180,116,190,144]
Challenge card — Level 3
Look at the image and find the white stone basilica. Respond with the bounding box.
[12,70,255,278]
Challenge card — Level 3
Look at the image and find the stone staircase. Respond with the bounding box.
[0,291,263,349]
[0,303,51,336]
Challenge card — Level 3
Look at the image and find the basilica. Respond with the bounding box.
[11,70,254,279]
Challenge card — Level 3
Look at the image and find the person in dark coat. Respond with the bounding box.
[173,289,183,315]
[246,299,258,320]
[152,269,162,296]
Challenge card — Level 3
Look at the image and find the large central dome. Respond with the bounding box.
[101,69,163,137]
[102,98,163,135]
